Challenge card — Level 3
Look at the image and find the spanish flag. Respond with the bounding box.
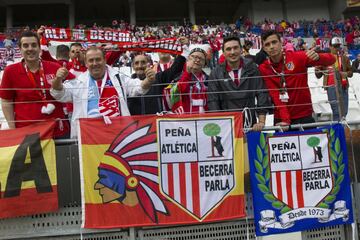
[80,112,245,228]
[0,121,58,219]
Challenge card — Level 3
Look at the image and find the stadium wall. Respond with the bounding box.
[0,0,351,29]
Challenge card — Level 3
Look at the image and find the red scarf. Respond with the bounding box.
[96,71,120,117]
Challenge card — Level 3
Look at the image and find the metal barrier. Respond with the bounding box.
[1,126,358,240]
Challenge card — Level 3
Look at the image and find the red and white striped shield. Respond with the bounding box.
[158,118,235,220]
[269,133,333,209]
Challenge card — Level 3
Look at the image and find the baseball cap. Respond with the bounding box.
[330,37,342,46]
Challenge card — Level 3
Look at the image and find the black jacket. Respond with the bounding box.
[127,55,186,115]
[207,57,272,126]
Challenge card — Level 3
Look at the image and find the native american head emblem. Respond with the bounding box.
[94,121,169,222]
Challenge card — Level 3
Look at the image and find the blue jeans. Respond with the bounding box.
[327,86,348,121]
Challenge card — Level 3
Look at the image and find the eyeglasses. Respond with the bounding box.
[189,55,205,62]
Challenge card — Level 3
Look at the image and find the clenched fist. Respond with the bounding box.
[145,67,156,83]
[306,48,320,61]
[52,67,68,90]
[141,68,157,90]
[56,67,69,81]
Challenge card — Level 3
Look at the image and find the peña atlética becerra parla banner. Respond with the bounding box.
[79,112,245,228]
[247,124,353,236]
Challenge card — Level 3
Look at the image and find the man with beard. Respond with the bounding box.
[127,37,189,115]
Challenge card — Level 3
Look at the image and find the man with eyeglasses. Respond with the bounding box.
[207,36,271,131]
[315,37,353,121]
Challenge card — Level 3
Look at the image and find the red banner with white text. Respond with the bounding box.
[43,28,183,54]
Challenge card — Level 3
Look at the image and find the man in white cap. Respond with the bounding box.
[315,37,353,121]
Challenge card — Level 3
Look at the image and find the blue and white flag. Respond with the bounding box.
[247,124,353,236]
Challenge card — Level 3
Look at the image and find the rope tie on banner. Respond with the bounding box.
[80,227,83,240]
[156,111,174,116]
[245,214,250,240]
[278,125,284,133]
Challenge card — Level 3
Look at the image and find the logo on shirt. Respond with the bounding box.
[286,62,295,71]
[45,74,56,84]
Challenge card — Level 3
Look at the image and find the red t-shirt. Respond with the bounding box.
[259,51,335,124]
[0,60,71,137]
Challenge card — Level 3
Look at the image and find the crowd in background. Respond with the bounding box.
[2,16,360,48]
[0,16,358,135]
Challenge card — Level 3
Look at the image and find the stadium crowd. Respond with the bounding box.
[0,16,357,136]
[2,16,360,46]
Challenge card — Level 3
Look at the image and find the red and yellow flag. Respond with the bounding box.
[0,121,58,219]
[80,112,245,228]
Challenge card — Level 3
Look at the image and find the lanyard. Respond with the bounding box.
[268,54,287,94]
[192,72,206,93]
[337,54,342,70]
[24,61,47,100]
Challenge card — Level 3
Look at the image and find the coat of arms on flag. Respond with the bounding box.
[269,133,333,211]
[80,113,245,228]
[158,118,235,220]
[247,124,353,236]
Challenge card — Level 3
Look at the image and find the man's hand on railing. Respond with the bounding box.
[252,122,265,132]
[275,121,290,132]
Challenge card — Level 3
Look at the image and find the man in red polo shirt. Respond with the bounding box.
[258,30,335,129]
[0,30,74,138]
